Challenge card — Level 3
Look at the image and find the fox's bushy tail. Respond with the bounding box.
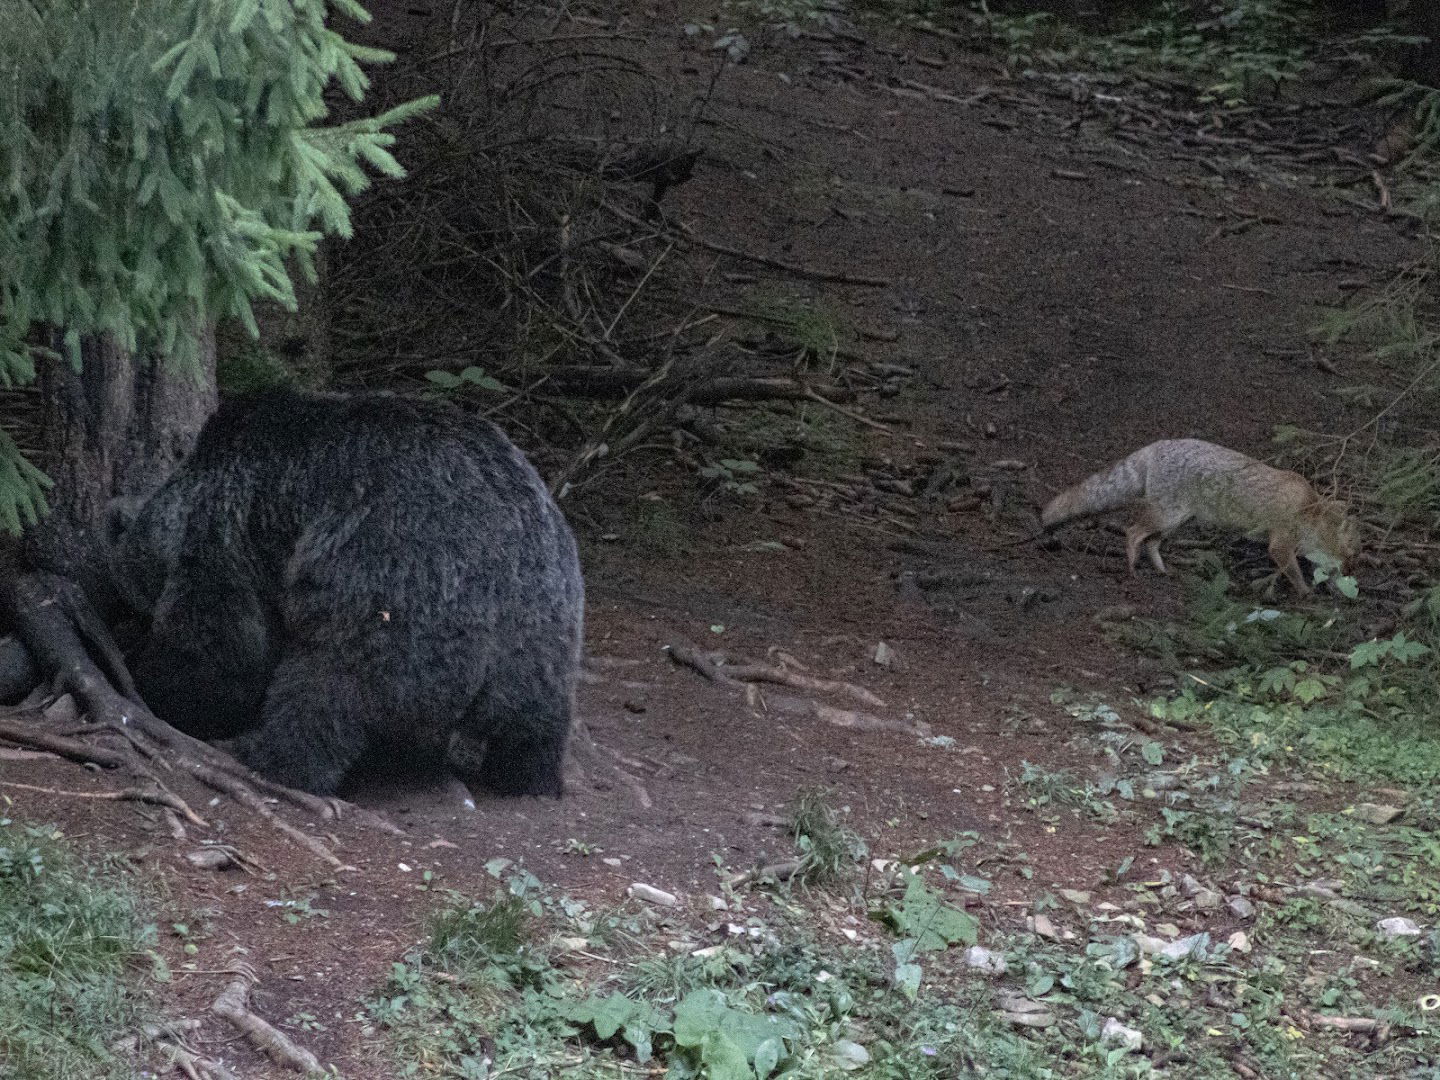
[1041,456,1145,530]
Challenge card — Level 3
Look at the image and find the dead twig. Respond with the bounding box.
[726,858,802,888]
[803,386,897,436]
[602,198,892,287]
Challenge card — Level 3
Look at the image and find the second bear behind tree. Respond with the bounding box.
[107,388,584,798]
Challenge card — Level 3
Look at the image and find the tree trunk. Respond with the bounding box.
[20,329,217,608]
[216,248,332,391]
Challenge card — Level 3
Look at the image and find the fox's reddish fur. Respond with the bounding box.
[1042,439,1357,595]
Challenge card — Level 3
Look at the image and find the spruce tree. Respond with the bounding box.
[0,0,433,534]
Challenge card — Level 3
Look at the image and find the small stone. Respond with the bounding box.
[1192,889,1223,912]
[628,883,679,907]
[1134,934,1168,955]
[690,945,724,958]
[1059,889,1092,906]
[556,936,590,953]
[1030,914,1059,939]
[1227,931,1251,954]
[831,1040,871,1070]
[602,857,623,868]
[1181,875,1204,897]
[424,839,459,850]
[873,641,896,668]
[1101,1017,1142,1051]
[1377,916,1423,939]
[708,895,729,911]
[1227,896,1256,919]
[1135,932,1205,960]
[1353,803,1404,826]
[1163,933,1208,960]
[997,995,1055,1026]
[964,946,1008,975]
[185,849,233,871]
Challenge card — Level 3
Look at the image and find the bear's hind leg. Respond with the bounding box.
[224,655,374,796]
[454,677,572,799]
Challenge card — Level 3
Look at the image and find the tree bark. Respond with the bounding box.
[20,329,217,607]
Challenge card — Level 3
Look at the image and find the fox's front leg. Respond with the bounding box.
[1267,532,1310,596]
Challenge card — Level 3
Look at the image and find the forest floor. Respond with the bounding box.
[6,3,1440,1079]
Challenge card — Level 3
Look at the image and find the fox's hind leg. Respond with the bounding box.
[1126,501,1190,576]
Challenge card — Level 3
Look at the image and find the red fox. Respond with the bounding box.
[1041,439,1358,595]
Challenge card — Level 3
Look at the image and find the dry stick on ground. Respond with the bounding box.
[211,965,325,1075]
[803,386,897,437]
[600,198,893,288]
[726,858,802,889]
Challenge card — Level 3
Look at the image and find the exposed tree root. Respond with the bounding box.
[0,714,129,768]
[770,693,930,736]
[666,638,888,707]
[568,716,653,809]
[211,964,326,1075]
[667,636,926,737]
[112,1020,239,1080]
[0,570,401,867]
[0,778,205,823]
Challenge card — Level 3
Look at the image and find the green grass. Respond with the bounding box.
[0,820,160,1080]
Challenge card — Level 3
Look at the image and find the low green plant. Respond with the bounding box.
[787,787,867,885]
[0,820,160,1080]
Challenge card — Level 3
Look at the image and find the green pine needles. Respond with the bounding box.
[0,0,435,532]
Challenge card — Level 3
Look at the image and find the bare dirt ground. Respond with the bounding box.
[1,2,1426,1077]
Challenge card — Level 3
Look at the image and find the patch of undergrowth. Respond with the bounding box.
[0,820,160,1080]
[370,830,1440,1078]
[889,1,1410,108]
[1130,569,1440,789]
[367,853,1072,1077]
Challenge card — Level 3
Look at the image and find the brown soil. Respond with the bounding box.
[1,3,1423,1076]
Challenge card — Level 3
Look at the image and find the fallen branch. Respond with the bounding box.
[667,639,884,706]
[602,198,892,287]
[542,365,857,404]
[707,660,886,708]
[803,386,897,436]
[665,639,744,688]
[726,858,802,888]
[211,965,325,1074]
[1310,1015,1383,1034]
[668,638,924,736]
